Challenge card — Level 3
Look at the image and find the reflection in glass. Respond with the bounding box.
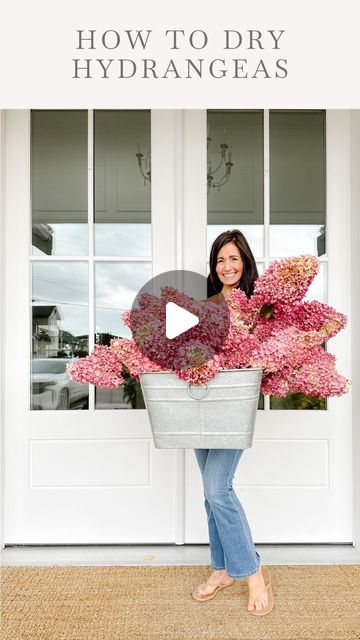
[94,110,151,257]
[95,261,152,410]
[270,394,326,410]
[95,262,152,339]
[208,225,263,258]
[268,111,326,410]
[95,224,151,257]
[207,110,264,257]
[269,224,326,257]
[31,110,88,256]
[270,110,326,257]
[31,262,89,410]
[305,262,326,304]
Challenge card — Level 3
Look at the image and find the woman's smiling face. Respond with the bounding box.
[215,241,244,289]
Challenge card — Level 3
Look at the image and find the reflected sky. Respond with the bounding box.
[208,224,325,259]
[208,225,263,257]
[32,261,152,338]
[33,224,88,256]
[305,262,326,303]
[33,223,151,257]
[95,224,151,256]
[32,262,89,337]
[269,225,325,257]
[95,262,152,337]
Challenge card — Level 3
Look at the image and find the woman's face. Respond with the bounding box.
[215,241,244,289]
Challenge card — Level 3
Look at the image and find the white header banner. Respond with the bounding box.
[1,0,359,107]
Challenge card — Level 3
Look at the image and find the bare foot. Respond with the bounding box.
[246,565,269,612]
[194,569,234,597]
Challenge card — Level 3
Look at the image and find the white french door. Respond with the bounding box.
[3,109,353,544]
[182,110,353,543]
[4,110,182,543]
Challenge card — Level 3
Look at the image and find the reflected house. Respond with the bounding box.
[32,305,61,358]
[71,334,88,357]
[58,329,80,357]
[32,223,53,255]
[96,332,117,346]
[317,225,326,257]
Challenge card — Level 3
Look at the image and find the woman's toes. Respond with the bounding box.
[247,592,268,612]
[256,596,268,611]
[194,581,207,596]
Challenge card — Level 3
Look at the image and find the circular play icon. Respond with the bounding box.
[129,270,230,370]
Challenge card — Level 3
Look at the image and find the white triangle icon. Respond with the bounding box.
[165,302,199,339]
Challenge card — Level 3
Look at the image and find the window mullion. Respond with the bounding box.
[263,109,270,261]
[263,109,270,411]
[88,109,95,411]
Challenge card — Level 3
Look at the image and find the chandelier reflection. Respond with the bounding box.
[136,138,151,185]
[135,127,234,192]
[207,127,233,194]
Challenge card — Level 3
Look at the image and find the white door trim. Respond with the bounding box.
[351,110,360,552]
[0,110,6,550]
[0,109,359,549]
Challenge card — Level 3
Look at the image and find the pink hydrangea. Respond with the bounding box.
[250,255,319,310]
[109,338,163,380]
[175,353,223,385]
[289,347,350,397]
[67,255,350,398]
[66,345,124,388]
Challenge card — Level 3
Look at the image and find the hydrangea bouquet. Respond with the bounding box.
[67,255,350,399]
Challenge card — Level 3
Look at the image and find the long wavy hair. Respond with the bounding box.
[207,229,259,298]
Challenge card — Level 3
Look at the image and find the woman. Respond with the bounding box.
[191,229,274,616]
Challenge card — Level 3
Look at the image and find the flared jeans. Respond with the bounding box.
[194,448,261,579]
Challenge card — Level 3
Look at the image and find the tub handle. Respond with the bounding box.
[186,383,210,400]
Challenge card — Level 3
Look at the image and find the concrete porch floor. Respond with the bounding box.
[2,544,360,567]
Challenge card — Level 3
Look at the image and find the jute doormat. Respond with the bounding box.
[1,565,360,640]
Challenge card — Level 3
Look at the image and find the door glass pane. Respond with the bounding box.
[207,110,264,257]
[94,110,151,256]
[269,110,326,257]
[31,110,88,256]
[270,394,326,410]
[269,224,325,258]
[208,224,262,258]
[269,110,326,410]
[94,262,152,410]
[31,262,89,410]
[306,262,326,304]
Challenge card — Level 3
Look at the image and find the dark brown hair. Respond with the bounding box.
[207,229,259,298]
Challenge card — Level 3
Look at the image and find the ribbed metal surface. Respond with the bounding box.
[140,369,262,449]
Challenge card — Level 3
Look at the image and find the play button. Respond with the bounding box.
[129,269,230,370]
[165,302,199,339]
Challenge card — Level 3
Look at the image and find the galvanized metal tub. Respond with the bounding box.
[140,368,262,449]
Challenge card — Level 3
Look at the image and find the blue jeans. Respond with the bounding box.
[194,448,261,579]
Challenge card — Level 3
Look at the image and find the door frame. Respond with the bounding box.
[351,110,360,552]
[0,109,359,549]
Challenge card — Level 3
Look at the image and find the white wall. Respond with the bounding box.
[351,110,360,551]
[0,110,5,549]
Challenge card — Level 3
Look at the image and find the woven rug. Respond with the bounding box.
[1,565,360,640]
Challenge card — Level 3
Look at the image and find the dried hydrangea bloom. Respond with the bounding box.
[250,255,319,310]
[67,255,350,398]
[66,345,124,388]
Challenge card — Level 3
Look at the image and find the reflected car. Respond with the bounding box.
[31,358,88,410]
